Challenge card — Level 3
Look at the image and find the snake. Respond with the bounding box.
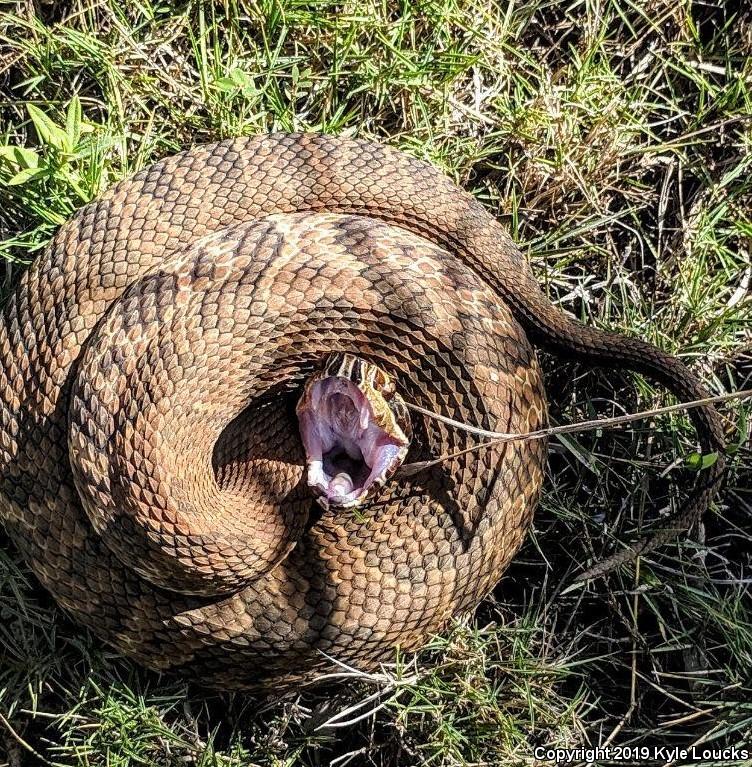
[0,133,725,689]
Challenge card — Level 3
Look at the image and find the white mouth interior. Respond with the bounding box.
[299,379,406,508]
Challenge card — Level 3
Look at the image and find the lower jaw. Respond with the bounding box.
[320,448,373,507]
[314,483,369,510]
[306,459,373,509]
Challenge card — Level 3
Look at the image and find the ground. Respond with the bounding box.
[0,1,751,765]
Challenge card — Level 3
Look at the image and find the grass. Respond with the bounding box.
[0,0,751,764]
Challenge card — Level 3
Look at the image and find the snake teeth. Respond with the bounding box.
[306,460,329,494]
[330,472,355,497]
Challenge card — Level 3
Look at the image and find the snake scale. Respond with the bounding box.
[0,133,725,688]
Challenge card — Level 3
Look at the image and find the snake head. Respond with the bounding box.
[296,353,412,510]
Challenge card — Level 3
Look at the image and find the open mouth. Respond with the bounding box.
[297,372,410,509]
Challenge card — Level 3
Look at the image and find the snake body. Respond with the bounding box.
[0,134,724,688]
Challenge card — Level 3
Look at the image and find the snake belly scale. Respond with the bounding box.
[0,133,724,688]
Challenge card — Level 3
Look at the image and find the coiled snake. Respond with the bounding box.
[0,134,725,688]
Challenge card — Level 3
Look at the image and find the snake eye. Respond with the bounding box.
[379,376,396,400]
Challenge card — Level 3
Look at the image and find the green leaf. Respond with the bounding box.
[6,166,46,186]
[0,145,40,169]
[66,95,82,146]
[213,70,257,97]
[684,451,719,471]
[17,73,46,94]
[725,407,749,456]
[213,76,238,92]
[27,103,71,152]
[67,173,90,202]
[555,433,600,475]
[230,68,251,87]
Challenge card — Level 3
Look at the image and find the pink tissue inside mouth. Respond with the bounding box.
[297,377,405,507]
